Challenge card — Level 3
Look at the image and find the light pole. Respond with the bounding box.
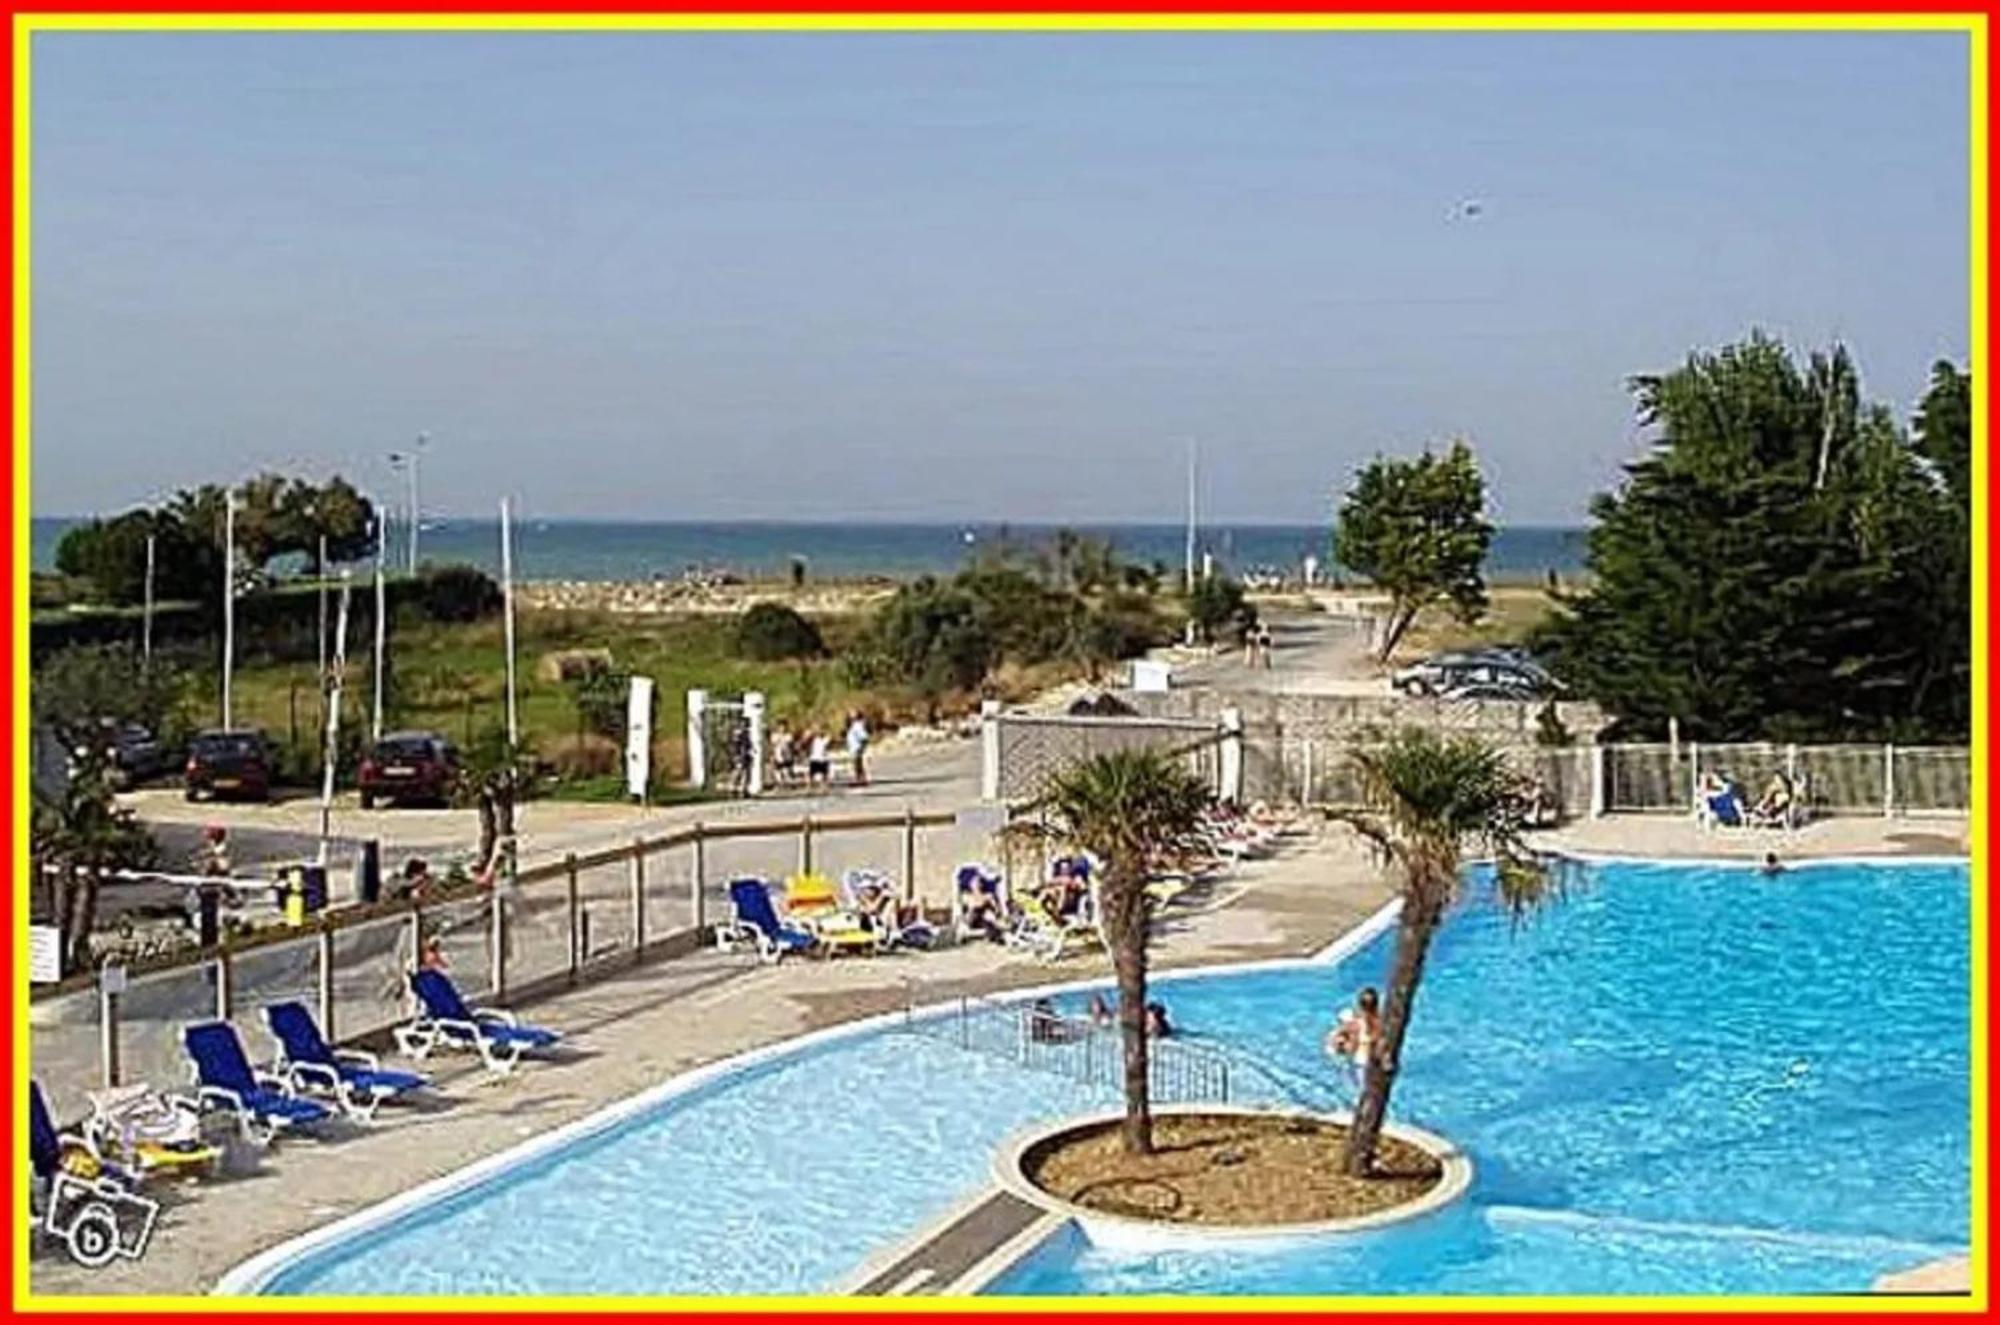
[142,531,155,670]
[221,491,237,728]
[500,496,518,750]
[372,511,387,742]
[387,433,429,575]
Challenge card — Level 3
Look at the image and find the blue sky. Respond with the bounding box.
[31,30,1970,524]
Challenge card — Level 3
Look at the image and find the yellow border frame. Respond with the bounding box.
[9,10,1988,1316]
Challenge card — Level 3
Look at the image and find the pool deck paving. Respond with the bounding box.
[28,813,1964,1299]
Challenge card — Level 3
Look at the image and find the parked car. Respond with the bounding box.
[1394,648,1563,699]
[358,732,460,809]
[184,730,273,802]
[66,720,172,788]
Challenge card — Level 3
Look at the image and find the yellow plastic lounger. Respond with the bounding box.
[784,872,881,957]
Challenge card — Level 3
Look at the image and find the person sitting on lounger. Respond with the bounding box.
[1751,774,1793,825]
[960,884,1006,943]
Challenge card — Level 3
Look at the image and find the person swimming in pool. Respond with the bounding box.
[1326,987,1381,1073]
[1760,851,1785,876]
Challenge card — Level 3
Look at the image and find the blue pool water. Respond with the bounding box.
[257,858,1969,1297]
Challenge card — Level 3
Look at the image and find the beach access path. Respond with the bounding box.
[29,811,1961,1299]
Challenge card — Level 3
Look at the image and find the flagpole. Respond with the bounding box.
[500,496,518,750]
[222,491,236,728]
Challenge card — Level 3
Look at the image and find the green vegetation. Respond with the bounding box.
[1182,574,1253,646]
[1332,729,1551,1176]
[32,749,160,974]
[734,601,827,661]
[56,473,379,606]
[847,539,1179,721]
[1333,442,1493,661]
[1538,336,1970,742]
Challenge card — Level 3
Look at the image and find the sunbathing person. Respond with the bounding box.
[960,887,1007,943]
[1751,774,1793,824]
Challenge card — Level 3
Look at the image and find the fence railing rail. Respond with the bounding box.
[903,992,1233,1106]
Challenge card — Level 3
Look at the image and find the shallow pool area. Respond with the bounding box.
[244,857,1969,1297]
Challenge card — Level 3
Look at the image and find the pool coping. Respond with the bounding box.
[213,896,1406,1296]
[992,1103,1475,1253]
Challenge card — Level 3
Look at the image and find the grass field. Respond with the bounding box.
[182,609,884,790]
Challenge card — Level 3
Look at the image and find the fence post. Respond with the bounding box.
[1688,741,1701,811]
[901,807,918,904]
[491,886,507,1001]
[690,823,707,933]
[631,839,647,963]
[1219,707,1244,803]
[980,700,1002,801]
[799,817,814,876]
[686,688,709,790]
[1301,735,1315,806]
[214,947,232,1022]
[1884,743,1897,818]
[744,692,766,797]
[99,986,121,1089]
[407,908,423,1016]
[566,852,581,982]
[318,926,336,1041]
[1589,744,1606,819]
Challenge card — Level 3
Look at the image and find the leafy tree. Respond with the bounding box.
[1539,336,1966,741]
[1913,360,1971,511]
[1333,729,1551,1174]
[32,645,182,744]
[1333,442,1493,660]
[734,602,826,661]
[32,749,159,973]
[1183,574,1252,646]
[857,578,996,722]
[1005,750,1212,1155]
[56,474,377,607]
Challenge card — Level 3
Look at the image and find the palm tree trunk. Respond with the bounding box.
[1105,867,1153,1156]
[65,868,101,974]
[1342,884,1445,1175]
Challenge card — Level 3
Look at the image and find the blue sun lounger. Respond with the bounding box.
[183,1021,333,1143]
[717,877,818,963]
[265,1001,429,1122]
[395,968,561,1075]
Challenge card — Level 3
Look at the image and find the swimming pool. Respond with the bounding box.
[233,857,1969,1297]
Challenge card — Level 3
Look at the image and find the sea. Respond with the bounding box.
[30,518,1588,585]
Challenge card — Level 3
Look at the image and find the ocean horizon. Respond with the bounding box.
[30,517,1589,585]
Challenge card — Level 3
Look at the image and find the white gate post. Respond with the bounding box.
[1589,744,1606,819]
[980,700,1002,802]
[743,691,767,797]
[1688,741,1701,813]
[1302,735,1316,806]
[1219,708,1244,804]
[686,688,709,790]
[1883,743,1896,818]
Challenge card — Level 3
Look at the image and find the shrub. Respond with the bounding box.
[734,602,825,661]
[569,668,630,740]
[415,565,503,623]
[548,733,620,780]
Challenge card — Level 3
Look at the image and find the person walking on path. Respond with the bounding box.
[845,711,871,786]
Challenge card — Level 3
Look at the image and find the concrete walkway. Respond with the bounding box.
[31,821,1390,1298]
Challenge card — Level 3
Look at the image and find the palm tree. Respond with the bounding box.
[1008,749,1212,1155]
[1333,727,1552,1176]
[32,748,159,974]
